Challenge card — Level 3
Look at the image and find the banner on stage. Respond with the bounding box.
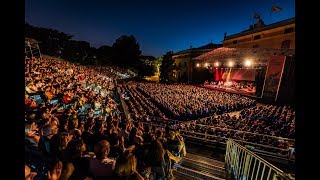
[262,55,286,101]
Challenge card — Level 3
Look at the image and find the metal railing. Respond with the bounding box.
[225,139,293,180]
[140,120,294,161]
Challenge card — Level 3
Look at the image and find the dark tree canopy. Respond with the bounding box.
[97,45,113,65]
[112,35,142,68]
[25,24,157,77]
[25,23,73,57]
[159,51,174,83]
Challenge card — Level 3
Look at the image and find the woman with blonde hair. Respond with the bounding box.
[25,121,40,148]
[113,152,144,180]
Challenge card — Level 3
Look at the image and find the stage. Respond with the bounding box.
[202,84,257,97]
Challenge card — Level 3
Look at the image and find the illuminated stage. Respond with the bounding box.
[203,81,256,96]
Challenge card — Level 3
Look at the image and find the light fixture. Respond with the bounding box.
[244,60,252,67]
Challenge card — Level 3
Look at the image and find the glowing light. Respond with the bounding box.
[205,63,209,67]
[228,61,234,67]
[244,60,252,67]
[196,63,200,67]
[214,62,219,67]
[226,68,232,82]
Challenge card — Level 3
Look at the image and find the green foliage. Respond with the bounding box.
[159,51,174,83]
[136,55,158,76]
[133,60,156,77]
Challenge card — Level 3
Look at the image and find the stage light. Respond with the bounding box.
[205,63,209,67]
[228,61,234,67]
[244,60,252,67]
[214,62,219,67]
[196,63,200,67]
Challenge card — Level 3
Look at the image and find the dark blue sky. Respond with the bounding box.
[25,0,295,57]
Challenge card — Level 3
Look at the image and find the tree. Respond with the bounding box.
[62,40,91,63]
[154,56,163,75]
[137,55,157,76]
[111,35,141,68]
[97,45,113,65]
[25,23,73,57]
[159,51,174,83]
[133,60,156,78]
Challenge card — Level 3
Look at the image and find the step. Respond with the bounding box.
[173,170,203,180]
[174,153,228,180]
[185,153,226,168]
[181,158,226,179]
[176,165,226,180]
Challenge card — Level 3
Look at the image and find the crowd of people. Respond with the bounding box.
[120,83,166,121]
[176,104,295,154]
[121,82,256,120]
[24,54,295,179]
[118,82,294,155]
[25,56,186,180]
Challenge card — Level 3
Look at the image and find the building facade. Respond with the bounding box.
[223,18,295,49]
[171,43,222,83]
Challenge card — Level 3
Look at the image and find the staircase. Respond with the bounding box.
[173,153,229,180]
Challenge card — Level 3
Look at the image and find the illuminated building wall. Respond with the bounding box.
[223,18,295,49]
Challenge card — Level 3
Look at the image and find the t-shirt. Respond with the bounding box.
[88,157,115,177]
[108,146,123,159]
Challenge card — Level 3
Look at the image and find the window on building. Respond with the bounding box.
[281,40,291,49]
[233,40,238,44]
[284,27,294,34]
[253,45,260,48]
[253,35,261,40]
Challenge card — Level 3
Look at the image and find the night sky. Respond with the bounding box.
[25,0,295,57]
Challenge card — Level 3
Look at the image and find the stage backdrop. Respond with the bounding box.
[214,68,256,82]
[262,55,286,101]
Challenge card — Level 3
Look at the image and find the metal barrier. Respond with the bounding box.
[225,139,292,180]
[147,116,294,144]
[140,121,294,161]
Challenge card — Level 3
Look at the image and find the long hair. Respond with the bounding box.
[64,138,85,162]
[114,152,137,179]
